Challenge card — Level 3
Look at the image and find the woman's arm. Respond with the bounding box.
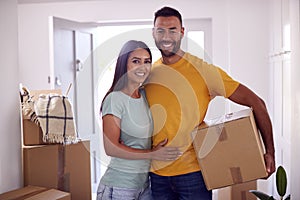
[102,114,181,161]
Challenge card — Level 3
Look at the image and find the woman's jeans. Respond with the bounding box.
[150,171,212,200]
[97,183,151,200]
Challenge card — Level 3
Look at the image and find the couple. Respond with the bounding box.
[97,6,276,200]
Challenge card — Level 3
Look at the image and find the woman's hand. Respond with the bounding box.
[150,138,182,161]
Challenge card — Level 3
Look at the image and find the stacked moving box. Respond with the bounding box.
[21,89,92,200]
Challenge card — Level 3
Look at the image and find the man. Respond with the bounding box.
[144,6,276,200]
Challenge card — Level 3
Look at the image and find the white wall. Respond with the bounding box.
[0,0,22,193]
[290,0,300,198]
[226,0,270,99]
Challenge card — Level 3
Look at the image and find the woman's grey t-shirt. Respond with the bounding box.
[100,91,153,189]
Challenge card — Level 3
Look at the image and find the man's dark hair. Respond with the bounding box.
[154,6,183,27]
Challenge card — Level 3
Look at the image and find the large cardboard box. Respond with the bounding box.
[21,89,62,146]
[0,185,70,200]
[217,180,257,200]
[192,108,267,190]
[23,141,91,200]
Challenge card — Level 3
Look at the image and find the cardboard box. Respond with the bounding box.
[217,180,257,200]
[23,141,91,200]
[21,89,62,146]
[192,108,267,190]
[22,119,44,146]
[0,185,70,200]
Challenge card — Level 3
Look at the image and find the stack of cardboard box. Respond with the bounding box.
[21,90,92,200]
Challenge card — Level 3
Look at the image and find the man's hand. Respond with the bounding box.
[264,152,276,177]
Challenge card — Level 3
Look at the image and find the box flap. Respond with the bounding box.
[201,108,253,128]
[0,186,46,200]
[26,189,70,200]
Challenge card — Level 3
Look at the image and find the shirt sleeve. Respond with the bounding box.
[189,54,239,98]
[102,92,123,119]
[196,61,240,98]
[216,67,240,98]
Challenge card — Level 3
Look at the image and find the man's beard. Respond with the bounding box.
[160,49,176,57]
[156,40,181,58]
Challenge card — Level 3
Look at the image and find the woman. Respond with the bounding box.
[97,40,181,200]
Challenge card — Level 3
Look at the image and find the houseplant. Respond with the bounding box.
[250,166,291,200]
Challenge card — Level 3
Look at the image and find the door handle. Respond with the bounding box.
[55,76,62,86]
[76,59,84,72]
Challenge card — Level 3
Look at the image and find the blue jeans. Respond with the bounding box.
[97,183,152,200]
[150,171,212,200]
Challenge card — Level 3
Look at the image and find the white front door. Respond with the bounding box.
[53,17,100,195]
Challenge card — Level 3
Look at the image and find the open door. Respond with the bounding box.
[53,17,100,195]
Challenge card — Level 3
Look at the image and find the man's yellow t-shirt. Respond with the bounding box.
[144,52,240,176]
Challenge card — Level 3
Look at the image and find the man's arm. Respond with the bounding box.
[229,84,276,176]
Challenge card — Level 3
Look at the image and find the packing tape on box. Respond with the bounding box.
[57,144,70,192]
[197,124,227,159]
[241,191,247,200]
[230,167,243,184]
[58,145,66,191]
[218,127,227,141]
[57,145,71,192]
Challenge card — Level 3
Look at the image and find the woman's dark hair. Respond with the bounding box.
[100,40,152,111]
[154,6,183,27]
